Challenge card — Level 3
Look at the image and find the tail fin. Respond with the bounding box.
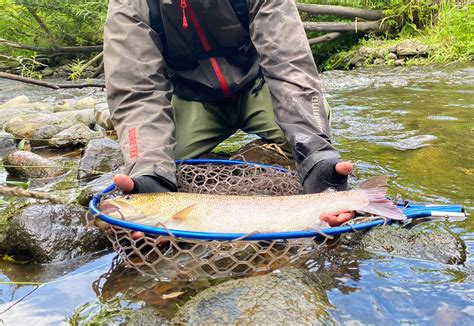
[358,176,407,221]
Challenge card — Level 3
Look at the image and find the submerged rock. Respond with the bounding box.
[2,150,66,179]
[233,139,295,170]
[0,132,16,156]
[0,204,109,263]
[48,123,103,149]
[4,113,74,145]
[78,139,123,183]
[172,268,333,325]
[342,222,466,265]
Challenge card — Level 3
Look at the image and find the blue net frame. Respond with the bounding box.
[89,159,465,242]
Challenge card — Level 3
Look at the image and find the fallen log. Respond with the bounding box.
[296,3,384,20]
[0,72,105,89]
[303,21,386,33]
[308,32,342,45]
[0,38,102,54]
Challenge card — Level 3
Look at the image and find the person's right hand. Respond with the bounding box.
[113,174,174,240]
[113,174,173,194]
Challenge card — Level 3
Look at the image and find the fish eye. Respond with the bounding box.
[124,195,133,200]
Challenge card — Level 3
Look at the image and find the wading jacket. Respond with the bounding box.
[104,0,341,188]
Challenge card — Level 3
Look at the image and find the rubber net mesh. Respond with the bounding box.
[100,163,329,281]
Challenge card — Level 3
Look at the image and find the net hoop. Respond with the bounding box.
[89,159,464,242]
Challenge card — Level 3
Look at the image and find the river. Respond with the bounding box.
[0,63,473,324]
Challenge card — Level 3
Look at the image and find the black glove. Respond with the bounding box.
[303,159,349,194]
[131,175,176,194]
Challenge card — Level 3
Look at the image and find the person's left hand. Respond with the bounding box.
[303,160,355,226]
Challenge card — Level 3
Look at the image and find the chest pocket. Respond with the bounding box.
[148,0,255,72]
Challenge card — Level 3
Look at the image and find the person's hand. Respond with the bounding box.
[303,159,355,226]
[113,174,174,239]
[113,174,173,193]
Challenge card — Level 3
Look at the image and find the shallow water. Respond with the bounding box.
[0,63,473,324]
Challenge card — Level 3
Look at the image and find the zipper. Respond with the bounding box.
[182,2,231,98]
[180,0,188,29]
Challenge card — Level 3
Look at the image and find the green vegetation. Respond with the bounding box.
[303,0,473,69]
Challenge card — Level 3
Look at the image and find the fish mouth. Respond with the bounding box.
[98,201,145,221]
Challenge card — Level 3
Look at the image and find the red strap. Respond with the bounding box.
[186,4,230,98]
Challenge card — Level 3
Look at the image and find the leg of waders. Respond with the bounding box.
[172,95,238,159]
[238,81,332,158]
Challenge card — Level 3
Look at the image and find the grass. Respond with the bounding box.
[316,0,473,70]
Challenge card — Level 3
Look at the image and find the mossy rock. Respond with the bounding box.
[172,268,334,325]
[342,222,466,265]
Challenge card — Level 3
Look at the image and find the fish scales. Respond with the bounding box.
[100,176,406,234]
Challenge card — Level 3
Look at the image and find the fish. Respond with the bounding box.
[99,176,406,234]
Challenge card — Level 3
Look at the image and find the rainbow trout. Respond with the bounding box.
[99,176,406,233]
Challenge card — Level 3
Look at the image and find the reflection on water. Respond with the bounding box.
[0,63,473,324]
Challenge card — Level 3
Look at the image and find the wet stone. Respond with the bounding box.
[4,113,74,146]
[234,139,295,170]
[53,108,96,127]
[0,95,32,110]
[0,204,109,263]
[78,138,123,183]
[342,222,466,265]
[172,267,333,325]
[0,132,15,156]
[48,123,103,149]
[2,150,65,179]
[94,102,114,131]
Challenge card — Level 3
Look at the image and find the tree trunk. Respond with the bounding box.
[296,3,384,20]
[0,72,105,89]
[308,32,342,45]
[303,21,386,33]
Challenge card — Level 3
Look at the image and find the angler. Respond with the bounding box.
[104,0,354,226]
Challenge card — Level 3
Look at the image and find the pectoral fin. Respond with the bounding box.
[172,204,196,220]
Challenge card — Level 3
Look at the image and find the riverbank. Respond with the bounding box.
[318,1,472,70]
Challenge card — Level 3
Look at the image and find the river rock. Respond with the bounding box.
[53,99,75,112]
[53,108,96,127]
[94,103,114,131]
[172,268,333,325]
[75,97,97,110]
[0,204,109,263]
[32,102,54,113]
[233,139,295,170]
[2,150,66,179]
[394,59,405,66]
[48,123,103,149]
[78,139,123,183]
[0,96,38,128]
[387,52,398,60]
[0,95,32,110]
[4,113,74,146]
[0,132,15,156]
[396,39,430,57]
[342,222,466,264]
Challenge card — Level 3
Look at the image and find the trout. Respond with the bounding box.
[99,176,406,233]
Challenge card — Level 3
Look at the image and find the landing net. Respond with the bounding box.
[89,159,465,281]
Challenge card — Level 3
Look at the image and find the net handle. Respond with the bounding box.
[89,159,465,241]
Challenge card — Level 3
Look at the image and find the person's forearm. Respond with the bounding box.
[247,0,340,180]
[104,0,177,187]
